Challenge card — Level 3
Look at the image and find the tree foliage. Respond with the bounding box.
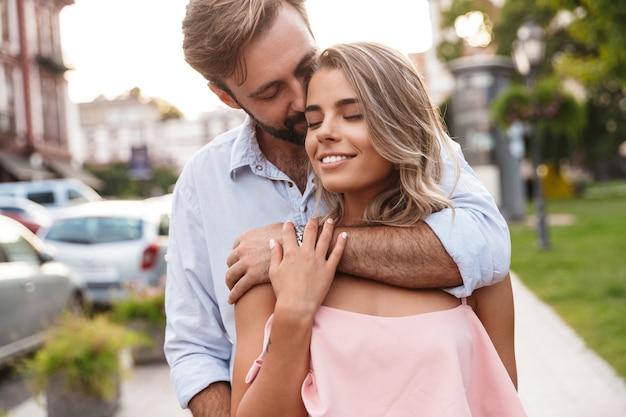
[436,0,497,63]
[539,0,626,87]
[491,77,586,159]
[126,87,184,121]
[85,162,178,199]
[436,0,626,178]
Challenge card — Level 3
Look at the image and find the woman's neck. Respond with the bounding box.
[339,195,371,227]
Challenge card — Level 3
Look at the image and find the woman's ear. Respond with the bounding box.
[208,82,241,110]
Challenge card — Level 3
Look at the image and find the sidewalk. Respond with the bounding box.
[8,273,626,416]
[512,274,626,416]
[9,362,190,417]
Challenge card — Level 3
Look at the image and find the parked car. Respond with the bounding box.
[39,200,170,307]
[0,215,84,365]
[0,178,102,210]
[0,196,53,233]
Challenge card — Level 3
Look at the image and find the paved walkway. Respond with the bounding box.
[8,274,626,416]
[512,274,626,416]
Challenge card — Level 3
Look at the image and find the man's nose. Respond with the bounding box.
[289,78,306,112]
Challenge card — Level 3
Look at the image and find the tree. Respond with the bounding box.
[436,0,499,62]
[124,87,184,121]
[539,0,626,87]
[152,97,184,121]
[491,77,586,161]
[437,0,626,178]
[536,0,626,179]
[85,163,178,199]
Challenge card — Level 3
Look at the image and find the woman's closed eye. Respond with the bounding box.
[306,113,363,130]
[306,118,322,129]
[344,113,363,121]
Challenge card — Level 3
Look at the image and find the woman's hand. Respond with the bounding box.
[269,218,347,318]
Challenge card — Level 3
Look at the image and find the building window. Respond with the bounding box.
[0,64,15,135]
[40,73,61,144]
[0,0,8,42]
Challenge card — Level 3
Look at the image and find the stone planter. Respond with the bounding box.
[128,320,166,364]
[45,375,120,417]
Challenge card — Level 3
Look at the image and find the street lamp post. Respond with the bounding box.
[512,19,550,250]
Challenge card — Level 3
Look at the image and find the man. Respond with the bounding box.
[165,1,511,416]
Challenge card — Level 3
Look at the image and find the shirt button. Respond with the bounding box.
[255,165,263,171]
[288,182,294,188]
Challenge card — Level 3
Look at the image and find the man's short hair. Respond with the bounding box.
[182,0,311,87]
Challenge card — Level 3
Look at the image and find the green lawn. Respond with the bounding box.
[509,187,626,380]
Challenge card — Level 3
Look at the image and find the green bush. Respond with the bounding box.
[22,314,144,400]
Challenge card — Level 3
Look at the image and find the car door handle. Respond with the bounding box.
[22,281,36,293]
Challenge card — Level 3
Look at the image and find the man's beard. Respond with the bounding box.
[241,105,307,146]
[254,113,307,146]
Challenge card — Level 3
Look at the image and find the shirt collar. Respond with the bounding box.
[229,116,265,177]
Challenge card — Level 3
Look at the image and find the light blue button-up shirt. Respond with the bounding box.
[164,117,510,408]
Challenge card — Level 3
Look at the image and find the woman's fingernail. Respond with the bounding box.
[341,232,347,239]
[326,218,334,224]
[269,239,275,249]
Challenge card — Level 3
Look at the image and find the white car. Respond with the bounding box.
[0,178,102,209]
[39,199,170,307]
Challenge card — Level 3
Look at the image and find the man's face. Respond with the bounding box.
[217,5,317,146]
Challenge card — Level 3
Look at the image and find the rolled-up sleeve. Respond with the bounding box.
[164,174,233,408]
[426,139,511,297]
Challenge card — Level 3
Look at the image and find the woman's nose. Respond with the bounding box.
[315,119,338,143]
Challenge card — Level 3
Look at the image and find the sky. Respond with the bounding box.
[60,0,432,120]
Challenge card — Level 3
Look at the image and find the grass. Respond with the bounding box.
[509,184,626,380]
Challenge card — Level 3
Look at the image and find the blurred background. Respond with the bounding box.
[0,0,624,416]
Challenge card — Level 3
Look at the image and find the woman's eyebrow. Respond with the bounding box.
[305,97,359,113]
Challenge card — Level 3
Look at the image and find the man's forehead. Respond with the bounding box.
[230,47,317,97]
[228,4,317,91]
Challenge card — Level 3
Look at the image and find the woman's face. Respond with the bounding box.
[304,68,395,206]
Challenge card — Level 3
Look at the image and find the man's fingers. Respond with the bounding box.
[226,250,239,268]
[228,281,245,304]
[225,261,242,289]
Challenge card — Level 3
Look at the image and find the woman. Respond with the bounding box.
[231,42,526,417]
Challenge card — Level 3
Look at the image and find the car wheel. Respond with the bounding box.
[66,292,85,316]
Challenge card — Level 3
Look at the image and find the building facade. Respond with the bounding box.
[0,0,100,187]
[76,92,246,173]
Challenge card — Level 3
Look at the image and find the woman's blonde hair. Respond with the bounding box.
[312,42,459,227]
[182,0,311,87]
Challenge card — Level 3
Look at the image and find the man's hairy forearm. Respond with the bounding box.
[334,222,462,289]
[188,382,231,417]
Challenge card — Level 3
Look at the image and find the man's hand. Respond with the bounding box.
[226,223,283,304]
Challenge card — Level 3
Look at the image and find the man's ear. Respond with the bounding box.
[208,82,241,110]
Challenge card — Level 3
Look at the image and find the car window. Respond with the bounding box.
[45,217,144,244]
[0,230,39,264]
[0,207,26,215]
[27,191,55,205]
[158,213,170,236]
[66,188,88,202]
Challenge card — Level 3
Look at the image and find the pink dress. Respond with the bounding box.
[246,300,527,416]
